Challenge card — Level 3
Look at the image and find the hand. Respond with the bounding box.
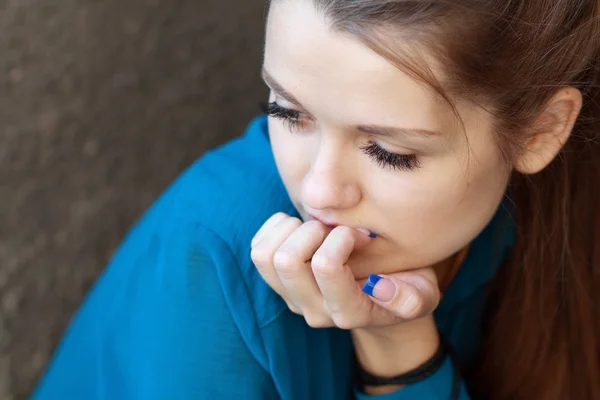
[250,212,441,329]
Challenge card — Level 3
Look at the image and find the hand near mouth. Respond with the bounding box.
[250,212,440,330]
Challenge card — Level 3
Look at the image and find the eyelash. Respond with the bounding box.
[260,101,421,172]
[260,101,304,131]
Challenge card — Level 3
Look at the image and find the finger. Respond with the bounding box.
[311,226,374,328]
[250,216,303,297]
[251,212,288,247]
[362,268,441,320]
[273,220,329,309]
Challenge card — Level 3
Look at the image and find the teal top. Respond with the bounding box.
[34,116,514,400]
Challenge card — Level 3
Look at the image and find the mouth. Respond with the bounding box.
[306,213,339,228]
[306,213,376,238]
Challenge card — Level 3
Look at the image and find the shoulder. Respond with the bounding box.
[128,115,291,327]
[37,220,278,397]
[172,115,296,235]
[157,116,296,242]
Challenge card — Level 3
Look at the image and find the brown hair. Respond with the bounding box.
[272,0,600,398]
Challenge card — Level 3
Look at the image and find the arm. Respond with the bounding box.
[33,223,277,400]
[352,316,470,400]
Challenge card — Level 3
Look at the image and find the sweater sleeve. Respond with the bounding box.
[354,357,470,400]
[33,221,278,400]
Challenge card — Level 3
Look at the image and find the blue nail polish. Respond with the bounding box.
[368,231,376,239]
[362,274,383,297]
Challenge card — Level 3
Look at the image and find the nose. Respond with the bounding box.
[300,139,362,211]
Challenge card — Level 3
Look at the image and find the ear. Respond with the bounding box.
[514,87,583,174]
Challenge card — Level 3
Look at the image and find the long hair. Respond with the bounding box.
[284,1,600,398]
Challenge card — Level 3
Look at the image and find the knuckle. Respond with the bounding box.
[331,225,354,239]
[419,267,438,282]
[398,292,426,319]
[303,219,322,229]
[285,301,303,315]
[250,247,271,267]
[273,247,297,267]
[273,249,300,278]
[272,212,288,220]
[310,253,340,278]
[331,314,360,330]
[431,289,442,309]
[286,217,303,229]
[304,220,329,234]
[304,313,333,328]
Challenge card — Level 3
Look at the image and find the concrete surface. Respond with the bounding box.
[0,0,268,398]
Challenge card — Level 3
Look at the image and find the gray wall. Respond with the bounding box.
[0,1,268,398]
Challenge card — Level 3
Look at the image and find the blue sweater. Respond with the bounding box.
[34,116,514,400]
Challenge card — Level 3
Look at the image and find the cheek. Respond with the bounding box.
[268,120,310,196]
[370,140,510,266]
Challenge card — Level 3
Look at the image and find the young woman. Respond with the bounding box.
[34,1,600,399]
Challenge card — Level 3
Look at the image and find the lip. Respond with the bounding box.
[307,213,339,228]
[306,213,376,238]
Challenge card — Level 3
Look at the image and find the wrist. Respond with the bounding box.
[351,316,440,395]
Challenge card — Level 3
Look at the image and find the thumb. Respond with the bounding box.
[362,269,441,320]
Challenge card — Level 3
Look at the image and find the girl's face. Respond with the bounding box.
[264,0,511,279]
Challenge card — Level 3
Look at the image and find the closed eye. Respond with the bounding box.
[260,101,311,132]
[360,142,421,171]
[261,101,421,172]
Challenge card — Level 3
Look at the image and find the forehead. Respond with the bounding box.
[264,0,454,130]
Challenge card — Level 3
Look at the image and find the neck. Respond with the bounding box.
[434,246,470,292]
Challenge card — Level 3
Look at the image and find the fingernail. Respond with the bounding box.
[362,274,396,302]
[356,228,376,238]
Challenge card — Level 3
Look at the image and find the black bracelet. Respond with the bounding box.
[355,340,448,387]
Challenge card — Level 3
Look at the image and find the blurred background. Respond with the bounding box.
[0,1,267,398]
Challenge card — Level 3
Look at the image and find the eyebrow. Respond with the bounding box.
[261,67,442,138]
[261,68,302,106]
[357,124,441,138]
